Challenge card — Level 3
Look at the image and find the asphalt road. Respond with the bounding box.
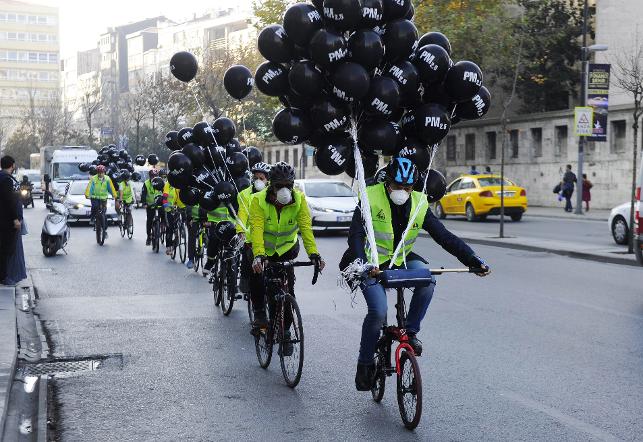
[20,201,643,441]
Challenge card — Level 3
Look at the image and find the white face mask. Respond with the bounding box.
[389,189,410,206]
[253,179,266,191]
[276,187,292,205]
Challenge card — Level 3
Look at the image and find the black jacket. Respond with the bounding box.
[347,192,478,268]
[0,170,19,230]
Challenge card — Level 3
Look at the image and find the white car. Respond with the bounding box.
[132,167,149,208]
[62,180,118,224]
[294,179,356,230]
[608,202,631,245]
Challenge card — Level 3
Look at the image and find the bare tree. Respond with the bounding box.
[612,32,643,253]
[77,75,103,147]
[35,91,63,146]
[124,75,151,152]
[145,73,166,147]
[158,74,194,132]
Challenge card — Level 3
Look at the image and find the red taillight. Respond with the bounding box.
[636,187,641,201]
[479,190,493,197]
[520,189,526,196]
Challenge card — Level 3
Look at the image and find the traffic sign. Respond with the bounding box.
[574,107,593,136]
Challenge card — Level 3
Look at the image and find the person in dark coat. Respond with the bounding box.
[561,164,577,212]
[582,173,593,212]
[0,155,22,285]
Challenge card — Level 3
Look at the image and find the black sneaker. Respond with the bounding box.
[355,362,376,391]
[252,309,268,329]
[279,331,294,357]
[146,237,151,246]
[407,333,423,356]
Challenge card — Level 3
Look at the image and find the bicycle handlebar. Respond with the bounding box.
[264,260,320,285]
[429,267,486,275]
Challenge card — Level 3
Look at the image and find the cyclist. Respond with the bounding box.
[202,199,236,276]
[118,170,134,207]
[185,203,206,269]
[236,162,271,293]
[349,157,490,391]
[248,162,325,333]
[162,180,185,256]
[141,168,162,246]
[85,165,118,235]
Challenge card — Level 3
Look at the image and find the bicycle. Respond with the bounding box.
[118,202,134,239]
[193,220,209,274]
[93,199,108,246]
[149,196,164,254]
[169,208,187,263]
[211,238,242,316]
[369,267,485,430]
[253,260,319,388]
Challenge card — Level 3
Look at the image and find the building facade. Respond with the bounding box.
[0,0,59,132]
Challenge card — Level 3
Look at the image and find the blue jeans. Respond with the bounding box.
[358,259,436,364]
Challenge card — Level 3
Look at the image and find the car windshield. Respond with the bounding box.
[305,182,354,197]
[54,163,89,180]
[477,177,514,187]
[69,182,88,195]
[26,174,40,182]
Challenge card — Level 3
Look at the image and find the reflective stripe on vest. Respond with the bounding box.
[256,188,302,256]
[365,183,428,266]
[207,205,233,223]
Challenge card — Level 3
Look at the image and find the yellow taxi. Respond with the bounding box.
[435,174,528,221]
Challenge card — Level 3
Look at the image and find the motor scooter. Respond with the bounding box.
[42,199,70,257]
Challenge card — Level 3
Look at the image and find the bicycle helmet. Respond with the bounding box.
[159,168,168,177]
[251,161,271,175]
[120,170,131,181]
[96,165,106,174]
[151,176,165,191]
[269,162,295,184]
[149,168,160,178]
[385,157,417,186]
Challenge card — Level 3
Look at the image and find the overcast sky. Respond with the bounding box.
[28,0,252,59]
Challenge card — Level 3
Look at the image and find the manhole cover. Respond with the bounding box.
[23,354,123,378]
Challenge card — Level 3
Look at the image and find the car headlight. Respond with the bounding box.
[308,204,334,213]
[74,203,84,209]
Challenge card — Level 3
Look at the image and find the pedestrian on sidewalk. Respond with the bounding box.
[561,164,576,212]
[0,155,22,285]
[582,173,593,212]
[484,166,492,174]
[469,165,480,175]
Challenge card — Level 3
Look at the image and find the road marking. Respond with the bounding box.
[499,390,622,442]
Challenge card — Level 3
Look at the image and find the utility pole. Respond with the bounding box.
[575,0,589,215]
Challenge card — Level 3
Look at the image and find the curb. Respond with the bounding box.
[524,212,608,223]
[0,284,17,438]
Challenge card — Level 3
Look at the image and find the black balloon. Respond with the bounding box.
[192,122,213,146]
[361,0,384,27]
[423,82,456,110]
[78,163,89,172]
[414,103,450,145]
[413,44,450,84]
[225,138,242,156]
[363,76,400,118]
[211,117,236,145]
[147,154,159,166]
[213,181,237,205]
[243,147,263,167]
[288,60,324,97]
[397,138,431,171]
[209,146,227,168]
[89,165,97,176]
[258,25,293,63]
[224,65,253,100]
[383,19,418,62]
[170,51,198,82]
[192,167,217,190]
[309,29,347,68]
[330,62,370,103]
[255,61,290,97]
[179,188,200,206]
[308,129,351,148]
[348,30,384,70]
[358,119,402,155]
[383,0,411,21]
[280,90,314,110]
[314,137,353,175]
[200,191,218,211]
[405,2,414,19]
[181,143,205,169]
[445,61,483,102]
[165,131,180,151]
[225,152,249,178]
[284,3,323,46]
[234,176,252,192]
[401,109,416,133]
[131,171,142,182]
[384,60,419,104]
[272,108,313,144]
[323,0,362,31]
[177,127,195,147]
[418,32,451,55]
[135,155,146,166]
[310,96,350,134]
[151,177,165,191]
[419,169,446,203]
[454,85,491,120]
[345,149,379,179]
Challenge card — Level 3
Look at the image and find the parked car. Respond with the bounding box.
[62,180,118,224]
[18,169,43,198]
[608,202,630,245]
[435,174,528,221]
[634,157,643,265]
[132,167,149,208]
[294,179,356,230]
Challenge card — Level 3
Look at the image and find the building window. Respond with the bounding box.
[510,130,519,158]
[284,148,289,164]
[611,120,627,153]
[555,125,568,156]
[267,151,272,164]
[531,127,542,157]
[446,135,456,161]
[486,132,497,160]
[465,134,475,161]
[293,147,300,169]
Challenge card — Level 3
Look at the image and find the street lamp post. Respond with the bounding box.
[575,0,607,214]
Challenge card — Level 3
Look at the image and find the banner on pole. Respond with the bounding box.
[574,107,593,137]
[587,63,610,142]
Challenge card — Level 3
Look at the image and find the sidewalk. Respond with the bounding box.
[525,206,610,222]
[0,284,16,437]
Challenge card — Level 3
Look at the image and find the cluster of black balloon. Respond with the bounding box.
[78,145,144,184]
[162,117,264,212]
[224,0,491,200]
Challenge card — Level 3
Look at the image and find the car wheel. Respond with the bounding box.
[435,203,446,219]
[611,216,629,245]
[511,213,523,222]
[465,203,478,222]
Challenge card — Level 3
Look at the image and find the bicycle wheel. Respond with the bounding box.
[119,211,125,237]
[152,219,160,253]
[96,212,105,246]
[246,291,254,325]
[160,222,166,246]
[396,350,423,430]
[254,304,273,369]
[221,259,235,316]
[126,212,134,239]
[372,345,388,403]
[213,258,222,306]
[200,235,209,273]
[171,225,178,260]
[178,224,187,263]
[279,294,304,388]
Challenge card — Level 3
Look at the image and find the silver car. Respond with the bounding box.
[294,179,356,230]
[62,180,118,224]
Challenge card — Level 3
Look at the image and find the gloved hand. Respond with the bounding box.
[309,253,326,272]
[252,255,266,274]
[468,255,490,277]
[236,232,246,243]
